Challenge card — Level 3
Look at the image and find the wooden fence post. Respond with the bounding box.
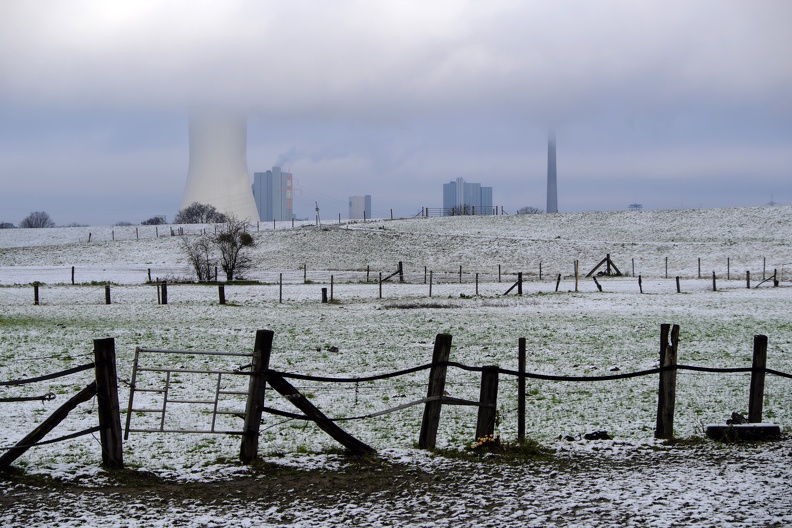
[517,272,522,295]
[71,266,75,285]
[218,284,226,305]
[398,262,404,283]
[418,334,453,449]
[746,270,750,289]
[593,276,602,292]
[574,260,579,292]
[727,257,730,280]
[33,281,40,305]
[638,275,643,294]
[475,273,479,296]
[240,329,273,463]
[665,256,668,279]
[475,366,499,440]
[712,271,717,292]
[555,273,561,292]
[539,262,542,281]
[676,276,681,294]
[459,265,462,284]
[321,288,328,303]
[161,281,168,305]
[105,285,111,305]
[698,258,701,278]
[498,264,501,283]
[655,324,679,439]
[330,275,334,301]
[94,337,124,468]
[379,272,382,299]
[517,338,526,444]
[279,273,283,304]
[748,335,768,423]
[429,270,433,297]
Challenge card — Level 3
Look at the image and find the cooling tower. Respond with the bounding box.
[546,132,558,214]
[181,111,260,221]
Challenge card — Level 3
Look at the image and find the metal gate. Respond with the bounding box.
[124,347,253,439]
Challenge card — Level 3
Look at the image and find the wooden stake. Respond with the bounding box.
[94,337,124,468]
[218,284,226,305]
[518,338,526,444]
[475,366,499,440]
[418,334,453,449]
[655,324,679,439]
[105,285,111,305]
[748,335,768,423]
[240,330,273,463]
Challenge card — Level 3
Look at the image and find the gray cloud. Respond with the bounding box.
[1,0,791,224]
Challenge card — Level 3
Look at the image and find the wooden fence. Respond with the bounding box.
[4,326,788,472]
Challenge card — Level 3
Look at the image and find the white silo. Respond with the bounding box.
[181,111,259,221]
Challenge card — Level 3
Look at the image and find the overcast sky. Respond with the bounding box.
[1,1,791,225]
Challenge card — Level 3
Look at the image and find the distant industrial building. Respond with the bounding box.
[252,167,293,222]
[629,203,643,211]
[349,195,372,220]
[442,178,493,215]
[546,133,558,214]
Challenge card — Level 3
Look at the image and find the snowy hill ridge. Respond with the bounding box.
[1,205,790,283]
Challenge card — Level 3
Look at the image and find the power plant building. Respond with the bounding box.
[349,195,372,220]
[442,177,493,215]
[252,167,293,222]
[181,111,260,221]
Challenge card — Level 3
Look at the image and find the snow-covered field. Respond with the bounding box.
[1,206,791,527]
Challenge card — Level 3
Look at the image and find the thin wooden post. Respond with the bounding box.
[639,275,643,294]
[517,272,523,295]
[112,230,115,241]
[773,269,778,287]
[279,273,283,303]
[574,260,579,292]
[398,261,404,283]
[161,281,168,305]
[459,265,462,284]
[655,324,679,439]
[475,366,499,440]
[136,227,139,240]
[475,273,479,296]
[321,287,328,303]
[304,264,307,284]
[746,270,751,289]
[367,265,370,282]
[712,271,717,291]
[555,273,561,292]
[518,337,526,444]
[727,257,730,280]
[539,262,542,280]
[606,254,611,275]
[330,275,334,301]
[378,272,382,299]
[498,264,501,283]
[593,276,602,292]
[676,276,680,293]
[763,257,766,280]
[218,284,226,305]
[632,258,635,277]
[33,281,40,305]
[429,270,433,297]
[105,285,111,305]
[418,334,453,449]
[748,335,768,423]
[698,258,701,278]
[240,329,273,463]
[72,266,75,285]
[665,257,668,279]
[424,266,427,284]
[94,338,124,468]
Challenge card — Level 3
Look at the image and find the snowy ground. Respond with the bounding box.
[1,206,791,526]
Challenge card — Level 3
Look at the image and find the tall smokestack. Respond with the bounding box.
[546,132,558,214]
[181,110,259,221]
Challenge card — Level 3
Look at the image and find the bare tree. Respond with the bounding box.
[517,206,544,214]
[174,203,228,224]
[181,236,215,282]
[211,216,255,281]
[20,211,55,228]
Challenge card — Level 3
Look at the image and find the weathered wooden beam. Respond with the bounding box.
[267,372,375,456]
[94,338,124,469]
[748,335,768,423]
[0,382,97,470]
[418,333,453,449]
[655,324,679,439]
[475,366,499,440]
[240,330,273,463]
